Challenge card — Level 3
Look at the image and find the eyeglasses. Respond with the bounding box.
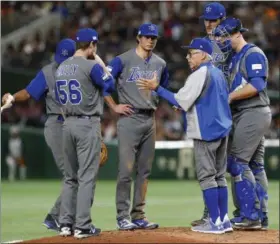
[186,51,202,59]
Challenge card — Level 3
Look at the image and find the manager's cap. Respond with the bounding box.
[138,23,159,37]
[200,2,226,20]
[182,38,213,56]
[55,38,76,64]
[75,28,98,42]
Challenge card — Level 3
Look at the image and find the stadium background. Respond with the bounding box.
[1,1,279,242]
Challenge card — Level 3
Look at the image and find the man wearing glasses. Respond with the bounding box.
[191,1,232,227]
[137,38,233,234]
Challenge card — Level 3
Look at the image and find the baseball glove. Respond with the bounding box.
[100,141,108,167]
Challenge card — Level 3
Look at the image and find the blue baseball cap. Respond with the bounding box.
[181,38,213,56]
[75,28,98,42]
[200,2,226,20]
[138,23,159,37]
[55,38,76,64]
[213,17,249,36]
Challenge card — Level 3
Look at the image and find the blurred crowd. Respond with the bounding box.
[1,1,280,140]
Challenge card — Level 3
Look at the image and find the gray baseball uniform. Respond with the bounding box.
[42,62,65,219]
[108,49,169,221]
[211,40,231,80]
[228,44,271,217]
[57,56,110,230]
[26,61,65,220]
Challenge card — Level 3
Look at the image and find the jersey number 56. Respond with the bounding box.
[55,79,82,105]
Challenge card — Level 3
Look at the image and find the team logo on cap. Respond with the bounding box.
[206,6,212,13]
[92,36,97,40]
[61,49,68,56]
[148,25,156,31]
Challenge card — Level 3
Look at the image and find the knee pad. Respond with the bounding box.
[227,155,249,177]
[249,160,264,176]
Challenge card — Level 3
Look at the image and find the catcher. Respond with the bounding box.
[5,126,26,182]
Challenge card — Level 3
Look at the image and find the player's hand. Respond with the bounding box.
[137,72,159,90]
[172,106,183,111]
[94,53,112,77]
[2,93,14,105]
[113,104,134,116]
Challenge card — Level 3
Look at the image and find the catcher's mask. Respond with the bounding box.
[212,25,232,61]
[212,17,249,60]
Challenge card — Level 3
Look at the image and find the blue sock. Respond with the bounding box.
[203,187,219,223]
[218,186,228,222]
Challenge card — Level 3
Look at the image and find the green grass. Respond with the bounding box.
[1,180,279,242]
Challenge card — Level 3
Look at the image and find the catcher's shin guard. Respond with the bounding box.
[227,156,259,220]
[250,161,268,220]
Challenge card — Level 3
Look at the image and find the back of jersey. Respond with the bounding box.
[43,62,61,114]
[55,56,103,116]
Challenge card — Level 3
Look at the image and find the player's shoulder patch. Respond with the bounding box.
[252,64,263,70]
[102,72,110,81]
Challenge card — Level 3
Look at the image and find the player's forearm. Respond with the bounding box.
[229,83,258,103]
[156,86,181,108]
[104,96,117,110]
[13,89,31,102]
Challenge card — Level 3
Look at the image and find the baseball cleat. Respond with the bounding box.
[232,217,261,230]
[74,225,101,239]
[261,216,269,230]
[117,218,137,230]
[191,218,208,227]
[43,214,60,232]
[191,207,209,226]
[59,224,73,237]
[132,218,159,229]
[222,215,233,233]
[191,217,225,234]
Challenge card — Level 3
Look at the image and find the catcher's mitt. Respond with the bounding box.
[100,141,108,167]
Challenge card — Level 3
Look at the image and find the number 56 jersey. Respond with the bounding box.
[55,56,105,116]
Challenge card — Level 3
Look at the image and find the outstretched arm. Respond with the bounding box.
[2,70,47,109]
[137,72,182,108]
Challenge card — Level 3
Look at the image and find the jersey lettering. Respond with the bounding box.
[126,67,162,82]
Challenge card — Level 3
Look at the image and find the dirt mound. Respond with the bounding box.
[22,227,279,243]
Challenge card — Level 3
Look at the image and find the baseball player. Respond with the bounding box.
[103,23,169,230]
[214,17,271,230]
[191,1,232,227]
[5,126,26,182]
[137,38,232,234]
[57,28,115,239]
[1,39,76,231]
[202,2,232,77]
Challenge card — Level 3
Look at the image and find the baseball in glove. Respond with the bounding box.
[100,141,108,167]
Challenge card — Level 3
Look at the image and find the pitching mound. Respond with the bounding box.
[22,227,279,243]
